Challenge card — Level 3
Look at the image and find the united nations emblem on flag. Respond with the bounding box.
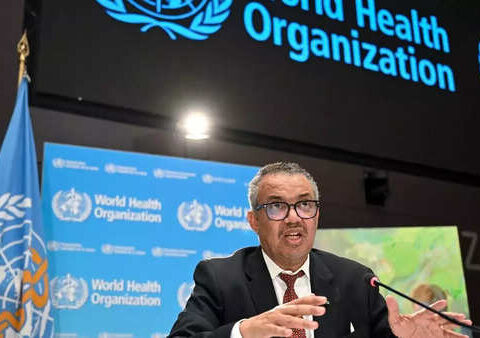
[52,188,92,222]
[96,0,233,40]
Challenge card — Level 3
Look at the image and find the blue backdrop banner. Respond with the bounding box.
[41,143,259,337]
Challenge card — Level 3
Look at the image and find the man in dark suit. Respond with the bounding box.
[169,162,470,338]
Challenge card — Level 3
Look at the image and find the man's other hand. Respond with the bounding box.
[386,295,472,338]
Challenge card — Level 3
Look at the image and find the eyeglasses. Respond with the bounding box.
[254,200,321,221]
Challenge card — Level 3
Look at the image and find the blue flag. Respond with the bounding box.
[0,78,54,337]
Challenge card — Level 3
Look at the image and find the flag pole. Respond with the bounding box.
[17,31,30,87]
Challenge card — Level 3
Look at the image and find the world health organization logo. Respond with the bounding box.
[52,188,92,222]
[51,274,89,309]
[202,174,214,184]
[153,169,166,178]
[52,157,66,168]
[177,281,195,309]
[96,0,233,40]
[177,199,212,231]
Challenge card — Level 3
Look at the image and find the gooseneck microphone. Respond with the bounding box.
[364,273,480,333]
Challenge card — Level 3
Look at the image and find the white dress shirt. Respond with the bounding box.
[231,250,314,338]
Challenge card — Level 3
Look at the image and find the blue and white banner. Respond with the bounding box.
[41,143,259,337]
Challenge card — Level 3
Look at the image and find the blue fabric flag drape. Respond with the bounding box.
[0,78,54,337]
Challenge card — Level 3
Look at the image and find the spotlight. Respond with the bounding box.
[180,113,210,140]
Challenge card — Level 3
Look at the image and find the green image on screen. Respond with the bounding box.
[314,225,470,334]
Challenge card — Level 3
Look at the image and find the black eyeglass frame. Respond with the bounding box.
[254,200,321,221]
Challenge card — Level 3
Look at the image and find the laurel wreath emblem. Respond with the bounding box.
[0,193,32,223]
[96,0,233,40]
[52,190,92,222]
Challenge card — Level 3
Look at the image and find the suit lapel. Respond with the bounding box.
[245,247,278,314]
[310,251,341,338]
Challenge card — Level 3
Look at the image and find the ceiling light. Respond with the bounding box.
[181,112,210,140]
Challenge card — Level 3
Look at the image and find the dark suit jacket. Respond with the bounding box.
[169,246,395,338]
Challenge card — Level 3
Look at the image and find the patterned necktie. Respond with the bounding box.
[279,271,307,338]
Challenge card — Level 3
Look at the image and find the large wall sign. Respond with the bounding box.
[41,143,258,337]
[243,0,455,90]
[98,0,455,90]
[34,0,480,175]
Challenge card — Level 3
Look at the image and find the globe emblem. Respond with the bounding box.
[202,174,214,184]
[50,274,88,309]
[96,0,233,40]
[153,168,165,178]
[0,219,54,336]
[101,244,114,254]
[48,241,60,251]
[52,188,92,222]
[128,0,208,20]
[177,200,213,231]
[151,247,164,257]
[52,158,65,168]
[177,281,195,309]
[104,163,116,174]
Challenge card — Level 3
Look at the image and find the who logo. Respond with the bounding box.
[177,281,195,309]
[96,0,233,40]
[50,274,89,310]
[52,188,92,222]
[177,199,212,231]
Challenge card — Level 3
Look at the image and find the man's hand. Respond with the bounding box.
[239,295,327,338]
[386,295,472,338]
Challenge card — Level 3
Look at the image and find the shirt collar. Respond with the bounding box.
[261,249,310,281]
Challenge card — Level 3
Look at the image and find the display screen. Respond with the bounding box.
[315,226,470,326]
[34,0,480,174]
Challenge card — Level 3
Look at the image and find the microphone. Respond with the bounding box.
[364,273,480,333]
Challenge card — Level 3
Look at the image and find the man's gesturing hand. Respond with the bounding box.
[386,295,472,338]
[239,295,327,338]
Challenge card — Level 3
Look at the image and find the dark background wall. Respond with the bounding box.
[1,0,480,335]
[0,0,24,139]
